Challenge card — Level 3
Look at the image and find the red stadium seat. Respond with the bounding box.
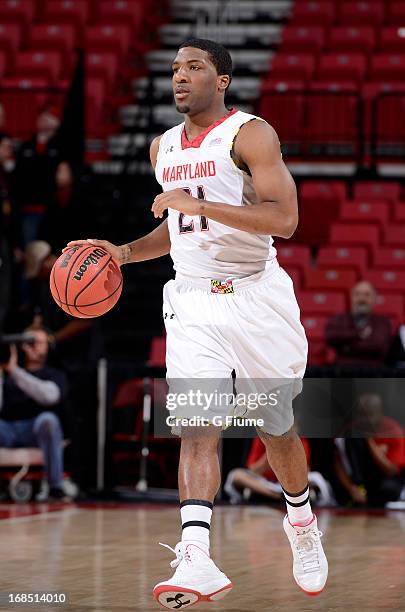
[30,24,77,56]
[277,245,312,277]
[330,223,380,253]
[340,201,390,228]
[0,77,49,139]
[317,246,369,274]
[317,54,367,83]
[375,93,405,157]
[96,1,143,29]
[306,269,358,291]
[282,266,302,290]
[280,26,326,53]
[270,54,315,82]
[0,24,22,65]
[14,52,64,84]
[353,181,401,202]
[364,270,405,293]
[296,181,347,245]
[374,294,404,330]
[261,79,305,94]
[310,81,358,93]
[149,336,166,367]
[305,90,359,153]
[0,0,36,34]
[292,2,336,25]
[370,55,405,82]
[338,2,385,26]
[373,248,405,269]
[394,203,405,222]
[387,2,405,25]
[259,87,304,153]
[44,1,90,35]
[301,315,328,341]
[362,82,405,149]
[380,28,405,53]
[85,25,132,58]
[329,27,376,54]
[0,52,8,79]
[383,224,405,246]
[298,291,347,316]
[86,52,119,87]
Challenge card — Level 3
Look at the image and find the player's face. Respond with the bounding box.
[172,47,221,115]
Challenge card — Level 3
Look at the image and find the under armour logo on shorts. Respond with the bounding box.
[210,280,234,294]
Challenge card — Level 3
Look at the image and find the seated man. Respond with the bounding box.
[0,325,70,501]
[225,436,335,506]
[326,280,392,367]
[334,392,405,507]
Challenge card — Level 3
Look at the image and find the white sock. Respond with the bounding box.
[180,499,213,555]
[283,485,313,526]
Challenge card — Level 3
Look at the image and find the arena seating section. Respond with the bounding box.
[0,0,167,146]
[260,0,405,164]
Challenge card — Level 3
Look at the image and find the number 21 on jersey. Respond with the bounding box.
[179,186,209,234]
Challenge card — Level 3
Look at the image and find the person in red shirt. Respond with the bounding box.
[224,436,311,503]
[334,392,405,506]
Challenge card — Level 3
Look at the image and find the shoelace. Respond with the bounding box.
[159,542,191,568]
[293,529,324,573]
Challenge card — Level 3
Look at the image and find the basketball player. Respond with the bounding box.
[65,39,328,608]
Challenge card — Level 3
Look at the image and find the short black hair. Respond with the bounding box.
[178,38,232,89]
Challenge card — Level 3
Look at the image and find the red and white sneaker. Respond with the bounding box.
[153,542,233,609]
[283,514,328,596]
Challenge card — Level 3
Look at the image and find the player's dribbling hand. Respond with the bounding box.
[62,239,124,266]
[152,189,200,218]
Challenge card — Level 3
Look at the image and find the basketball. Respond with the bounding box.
[50,245,123,318]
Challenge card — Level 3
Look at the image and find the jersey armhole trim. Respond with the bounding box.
[230,117,264,176]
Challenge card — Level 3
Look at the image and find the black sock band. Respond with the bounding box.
[284,495,310,507]
[182,520,211,530]
[281,484,309,498]
[180,499,214,509]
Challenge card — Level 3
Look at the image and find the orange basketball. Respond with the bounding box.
[50,245,123,318]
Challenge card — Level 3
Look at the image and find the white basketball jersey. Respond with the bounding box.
[154,108,277,280]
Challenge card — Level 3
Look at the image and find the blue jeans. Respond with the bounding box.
[0,412,64,488]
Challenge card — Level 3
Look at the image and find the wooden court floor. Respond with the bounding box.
[0,502,404,611]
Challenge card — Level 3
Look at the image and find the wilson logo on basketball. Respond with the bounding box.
[73,248,107,281]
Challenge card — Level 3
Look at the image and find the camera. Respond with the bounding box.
[0,334,36,365]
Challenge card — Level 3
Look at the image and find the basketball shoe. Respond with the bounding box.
[153,542,232,609]
[283,514,328,596]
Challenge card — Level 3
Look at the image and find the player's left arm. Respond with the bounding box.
[151,120,298,238]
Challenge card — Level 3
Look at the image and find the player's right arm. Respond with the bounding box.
[63,135,171,266]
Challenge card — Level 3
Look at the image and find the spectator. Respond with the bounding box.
[334,393,405,507]
[0,325,71,501]
[11,106,61,247]
[326,281,392,367]
[224,436,335,506]
[38,161,85,254]
[0,132,14,331]
[19,240,96,368]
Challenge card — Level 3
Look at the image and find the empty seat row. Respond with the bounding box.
[292,1,405,27]
[270,53,405,83]
[282,26,405,54]
[0,0,151,33]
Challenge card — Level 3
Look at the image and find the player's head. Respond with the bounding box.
[172,38,232,115]
[351,280,376,315]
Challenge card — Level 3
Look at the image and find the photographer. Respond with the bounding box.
[0,325,70,501]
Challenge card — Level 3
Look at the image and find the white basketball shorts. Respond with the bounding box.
[162,261,308,436]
